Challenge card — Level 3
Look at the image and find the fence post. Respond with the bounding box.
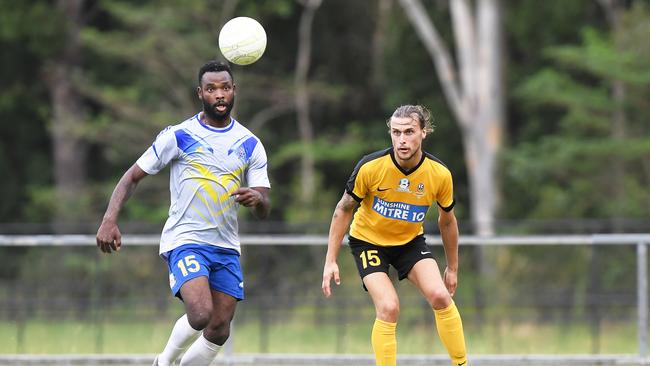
[638,241,648,358]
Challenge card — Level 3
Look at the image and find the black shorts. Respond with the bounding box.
[349,234,434,284]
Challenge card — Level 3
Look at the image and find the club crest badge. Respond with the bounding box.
[397,178,410,192]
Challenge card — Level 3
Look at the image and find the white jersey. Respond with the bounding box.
[136,113,270,256]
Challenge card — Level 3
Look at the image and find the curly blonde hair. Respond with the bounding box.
[386,105,435,133]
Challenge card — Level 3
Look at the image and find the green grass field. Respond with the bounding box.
[0,316,639,355]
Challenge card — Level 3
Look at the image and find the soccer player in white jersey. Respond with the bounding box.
[96,60,271,366]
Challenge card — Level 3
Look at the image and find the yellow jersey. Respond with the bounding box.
[346,148,455,246]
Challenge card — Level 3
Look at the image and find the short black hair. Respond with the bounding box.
[198,60,234,85]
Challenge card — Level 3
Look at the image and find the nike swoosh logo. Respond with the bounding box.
[458,362,466,366]
[378,188,390,191]
[421,251,431,255]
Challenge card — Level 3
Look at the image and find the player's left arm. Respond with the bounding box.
[438,206,460,296]
[232,187,270,219]
[238,138,271,219]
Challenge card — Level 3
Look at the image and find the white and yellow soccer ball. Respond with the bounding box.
[218,17,267,65]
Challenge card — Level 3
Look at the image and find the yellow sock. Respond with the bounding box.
[371,318,397,366]
[434,302,468,366]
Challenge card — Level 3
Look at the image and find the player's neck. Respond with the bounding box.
[395,149,423,172]
[200,112,231,128]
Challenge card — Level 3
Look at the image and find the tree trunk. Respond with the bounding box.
[46,0,89,225]
[370,0,393,91]
[398,0,503,236]
[398,0,504,326]
[294,0,322,208]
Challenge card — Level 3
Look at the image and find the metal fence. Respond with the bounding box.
[0,233,648,365]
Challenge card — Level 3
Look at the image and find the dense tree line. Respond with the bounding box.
[0,0,648,325]
[2,0,648,232]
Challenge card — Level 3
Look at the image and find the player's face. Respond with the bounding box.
[198,71,236,123]
[389,116,427,166]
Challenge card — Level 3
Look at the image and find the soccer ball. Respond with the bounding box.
[218,17,267,65]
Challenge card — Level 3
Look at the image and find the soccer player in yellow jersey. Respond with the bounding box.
[321,105,468,366]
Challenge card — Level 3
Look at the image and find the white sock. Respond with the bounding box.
[179,334,222,366]
[157,314,201,366]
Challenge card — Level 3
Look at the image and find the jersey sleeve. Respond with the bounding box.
[345,159,369,202]
[437,169,455,212]
[136,126,179,175]
[245,140,271,188]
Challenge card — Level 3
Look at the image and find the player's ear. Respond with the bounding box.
[196,86,202,99]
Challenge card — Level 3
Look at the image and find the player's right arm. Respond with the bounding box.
[96,163,149,254]
[321,192,359,298]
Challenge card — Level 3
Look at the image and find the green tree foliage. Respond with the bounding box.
[500,3,649,319]
[1,0,648,334]
[0,0,471,227]
[508,3,650,222]
[2,0,648,231]
[76,0,416,225]
[0,1,65,221]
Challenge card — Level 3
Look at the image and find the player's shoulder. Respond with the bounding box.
[156,114,198,136]
[355,148,392,169]
[178,113,200,127]
[231,118,261,140]
[228,119,266,153]
[423,152,452,174]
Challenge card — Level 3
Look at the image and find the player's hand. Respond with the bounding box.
[96,220,122,254]
[321,261,341,298]
[231,187,263,207]
[443,266,458,297]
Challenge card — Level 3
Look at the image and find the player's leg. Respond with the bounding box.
[408,258,467,366]
[156,246,213,366]
[156,277,212,366]
[180,247,243,366]
[180,291,237,366]
[350,238,398,366]
[364,273,399,366]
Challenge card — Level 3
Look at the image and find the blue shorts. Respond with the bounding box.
[166,244,244,301]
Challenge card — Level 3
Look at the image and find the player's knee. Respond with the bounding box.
[203,317,232,345]
[185,304,213,330]
[376,298,400,321]
[186,312,210,331]
[427,288,452,309]
[183,290,214,330]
